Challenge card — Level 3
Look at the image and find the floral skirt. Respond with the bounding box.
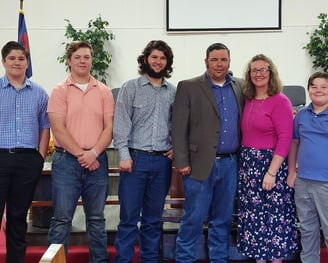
[237,146,299,260]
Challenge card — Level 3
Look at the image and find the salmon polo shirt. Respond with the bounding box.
[47,75,114,150]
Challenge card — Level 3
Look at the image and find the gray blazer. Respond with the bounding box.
[172,73,244,181]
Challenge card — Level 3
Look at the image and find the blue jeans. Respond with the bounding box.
[48,151,109,263]
[114,150,172,263]
[175,154,238,263]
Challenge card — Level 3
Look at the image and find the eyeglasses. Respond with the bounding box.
[250,68,270,75]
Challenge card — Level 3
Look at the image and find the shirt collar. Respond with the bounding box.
[66,74,98,89]
[140,74,168,89]
[307,103,328,115]
[1,75,32,90]
[206,72,233,88]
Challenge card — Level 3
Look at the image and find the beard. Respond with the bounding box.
[144,63,166,79]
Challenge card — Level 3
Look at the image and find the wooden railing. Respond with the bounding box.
[31,167,185,222]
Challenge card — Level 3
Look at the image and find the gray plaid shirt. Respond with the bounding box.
[113,75,176,160]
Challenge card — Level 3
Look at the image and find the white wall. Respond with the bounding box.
[1,0,327,104]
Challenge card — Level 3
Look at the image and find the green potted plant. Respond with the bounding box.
[58,15,115,84]
[303,13,328,72]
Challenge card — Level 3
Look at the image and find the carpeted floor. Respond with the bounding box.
[2,219,328,263]
[0,223,214,263]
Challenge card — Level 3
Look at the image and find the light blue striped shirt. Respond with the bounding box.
[0,76,50,148]
[113,75,176,160]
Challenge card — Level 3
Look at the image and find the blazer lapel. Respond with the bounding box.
[199,74,220,117]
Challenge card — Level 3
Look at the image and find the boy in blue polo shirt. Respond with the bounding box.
[288,71,328,263]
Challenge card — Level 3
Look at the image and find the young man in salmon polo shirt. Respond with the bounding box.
[47,40,114,263]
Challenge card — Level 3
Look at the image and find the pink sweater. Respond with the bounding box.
[241,93,293,157]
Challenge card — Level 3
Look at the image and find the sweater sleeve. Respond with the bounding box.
[271,94,293,157]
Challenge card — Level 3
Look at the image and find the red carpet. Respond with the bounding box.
[0,217,209,263]
[1,221,328,263]
[0,223,205,263]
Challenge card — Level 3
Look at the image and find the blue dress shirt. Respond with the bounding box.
[208,74,239,154]
[0,76,50,148]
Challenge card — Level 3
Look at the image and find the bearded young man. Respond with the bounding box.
[113,40,175,263]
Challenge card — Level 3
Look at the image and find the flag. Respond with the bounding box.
[18,9,32,78]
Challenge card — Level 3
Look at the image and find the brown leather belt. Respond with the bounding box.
[55,147,92,154]
[54,146,67,153]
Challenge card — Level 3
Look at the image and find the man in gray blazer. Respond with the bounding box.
[172,43,244,263]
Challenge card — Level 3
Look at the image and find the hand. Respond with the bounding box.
[262,172,276,191]
[119,159,133,173]
[87,160,100,171]
[77,150,98,169]
[177,166,191,176]
[164,149,173,160]
[287,173,296,188]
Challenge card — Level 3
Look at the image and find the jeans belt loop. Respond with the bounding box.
[215,152,236,159]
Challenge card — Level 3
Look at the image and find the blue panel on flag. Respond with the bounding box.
[18,11,32,78]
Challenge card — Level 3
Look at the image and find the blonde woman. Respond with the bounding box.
[237,54,298,263]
